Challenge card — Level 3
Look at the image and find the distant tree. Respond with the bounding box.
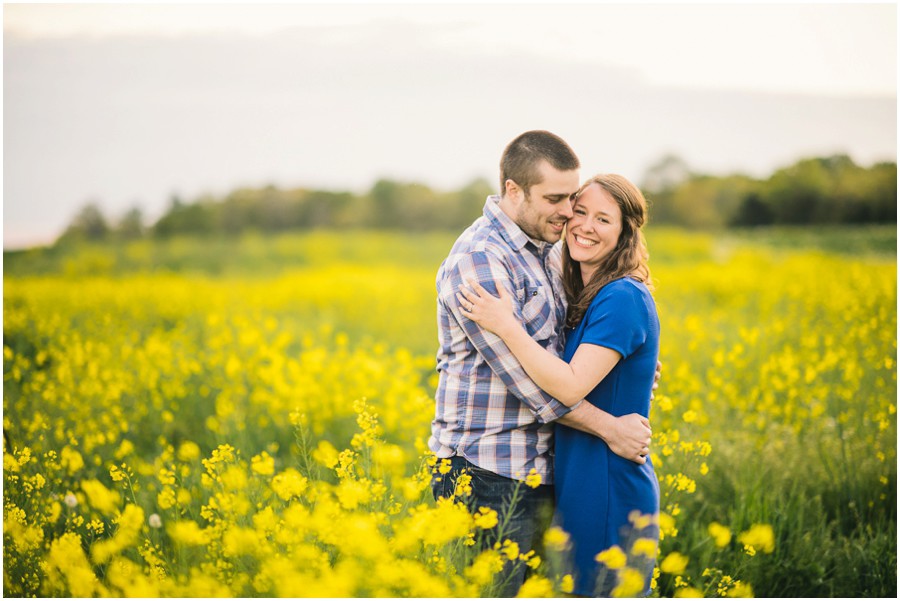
[367,179,446,229]
[868,162,898,222]
[730,193,775,226]
[369,179,401,228]
[117,206,145,240]
[153,194,216,237]
[258,186,298,231]
[301,189,357,228]
[220,188,262,235]
[57,201,110,244]
[451,178,494,227]
[641,154,693,224]
[641,153,692,195]
[766,155,848,224]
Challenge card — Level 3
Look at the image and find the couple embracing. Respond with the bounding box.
[429,130,661,597]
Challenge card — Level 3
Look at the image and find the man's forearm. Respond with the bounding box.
[557,401,652,464]
[556,400,614,438]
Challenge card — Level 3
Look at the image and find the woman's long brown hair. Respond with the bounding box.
[561,174,653,329]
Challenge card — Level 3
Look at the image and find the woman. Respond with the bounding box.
[458,173,660,596]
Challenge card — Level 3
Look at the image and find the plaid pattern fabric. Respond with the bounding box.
[429,195,570,483]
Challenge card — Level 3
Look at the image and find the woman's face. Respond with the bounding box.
[566,183,623,280]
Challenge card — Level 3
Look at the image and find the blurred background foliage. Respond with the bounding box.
[31,153,897,251]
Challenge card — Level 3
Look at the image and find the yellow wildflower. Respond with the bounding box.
[271,468,309,500]
[168,520,208,546]
[251,451,275,476]
[465,549,505,586]
[628,509,653,529]
[675,586,705,597]
[177,441,201,462]
[80,478,120,515]
[727,581,754,597]
[372,443,407,474]
[516,575,554,597]
[658,512,678,539]
[737,523,775,554]
[61,446,85,474]
[612,567,646,597]
[157,487,176,510]
[595,545,627,569]
[543,526,570,551]
[708,521,732,547]
[453,472,473,497]
[660,551,689,575]
[631,537,658,558]
[312,440,340,469]
[336,479,371,509]
[496,539,519,561]
[473,506,498,530]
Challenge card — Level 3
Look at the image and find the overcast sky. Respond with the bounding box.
[4,2,897,248]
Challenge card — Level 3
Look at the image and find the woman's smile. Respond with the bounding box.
[572,234,598,248]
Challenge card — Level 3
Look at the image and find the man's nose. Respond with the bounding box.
[559,201,574,219]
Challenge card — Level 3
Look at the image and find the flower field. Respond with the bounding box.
[3,228,896,597]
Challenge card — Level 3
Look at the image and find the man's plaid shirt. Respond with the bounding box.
[428,195,571,483]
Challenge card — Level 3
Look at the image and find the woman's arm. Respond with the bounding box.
[458,280,621,406]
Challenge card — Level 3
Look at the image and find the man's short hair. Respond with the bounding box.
[500,130,580,196]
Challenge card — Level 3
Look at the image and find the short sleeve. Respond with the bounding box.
[579,280,649,359]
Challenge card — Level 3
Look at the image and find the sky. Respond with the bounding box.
[3,2,898,249]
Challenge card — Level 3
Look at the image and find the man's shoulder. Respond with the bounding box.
[441,220,517,275]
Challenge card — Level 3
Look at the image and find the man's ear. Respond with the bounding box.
[504,179,522,202]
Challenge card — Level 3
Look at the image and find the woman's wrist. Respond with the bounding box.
[496,318,522,341]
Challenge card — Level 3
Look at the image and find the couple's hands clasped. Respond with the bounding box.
[458,280,659,465]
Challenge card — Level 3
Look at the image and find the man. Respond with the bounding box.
[429,130,653,596]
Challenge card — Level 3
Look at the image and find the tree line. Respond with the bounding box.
[644,154,896,228]
[58,154,896,244]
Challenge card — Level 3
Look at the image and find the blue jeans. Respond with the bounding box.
[431,456,554,597]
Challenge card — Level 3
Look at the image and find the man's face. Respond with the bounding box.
[512,161,580,243]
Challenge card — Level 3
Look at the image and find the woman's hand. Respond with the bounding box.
[457,280,519,338]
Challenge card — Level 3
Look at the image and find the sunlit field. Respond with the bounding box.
[3,227,896,597]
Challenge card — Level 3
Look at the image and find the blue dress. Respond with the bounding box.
[553,277,660,596]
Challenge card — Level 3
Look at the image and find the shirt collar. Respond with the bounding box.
[483,195,551,255]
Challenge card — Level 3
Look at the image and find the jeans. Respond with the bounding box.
[431,456,554,597]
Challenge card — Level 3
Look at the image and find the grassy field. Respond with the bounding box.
[3,226,896,597]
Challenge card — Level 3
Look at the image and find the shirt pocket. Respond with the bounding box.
[520,280,555,342]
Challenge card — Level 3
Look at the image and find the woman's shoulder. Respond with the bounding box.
[595,277,652,301]
[583,277,654,318]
